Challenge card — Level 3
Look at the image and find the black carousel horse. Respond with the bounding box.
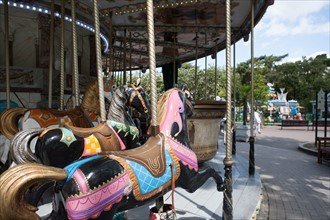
[0,87,223,220]
[0,76,117,174]
[10,84,151,169]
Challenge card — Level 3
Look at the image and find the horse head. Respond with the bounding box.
[103,74,117,102]
[180,83,195,117]
[81,76,115,117]
[125,78,151,119]
[158,87,194,148]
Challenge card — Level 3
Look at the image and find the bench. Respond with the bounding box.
[312,120,328,131]
[317,137,330,164]
[281,120,309,130]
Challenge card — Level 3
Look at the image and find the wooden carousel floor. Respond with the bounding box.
[127,138,262,220]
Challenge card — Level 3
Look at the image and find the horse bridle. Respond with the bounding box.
[128,84,149,113]
[184,90,194,111]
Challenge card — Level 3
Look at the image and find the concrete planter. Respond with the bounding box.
[188,100,226,163]
[236,123,256,142]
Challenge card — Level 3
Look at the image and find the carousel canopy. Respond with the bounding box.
[0,0,273,71]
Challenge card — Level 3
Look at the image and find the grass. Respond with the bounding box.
[303,143,315,149]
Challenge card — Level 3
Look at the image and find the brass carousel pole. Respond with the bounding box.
[59,0,65,110]
[123,29,127,84]
[4,0,10,109]
[119,48,123,85]
[108,12,113,76]
[146,0,162,211]
[214,42,218,99]
[173,49,176,87]
[129,32,132,84]
[71,0,80,107]
[146,0,158,135]
[249,0,255,175]
[48,0,55,108]
[223,0,234,219]
[194,33,198,97]
[93,0,106,122]
[204,47,207,100]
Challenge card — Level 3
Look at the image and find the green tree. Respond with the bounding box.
[236,57,272,107]
[178,62,226,101]
[274,54,330,111]
[131,72,164,100]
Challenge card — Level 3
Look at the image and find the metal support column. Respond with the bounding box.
[249,0,255,175]
[4,0,10,109]
[232,42,237,155]
[48,0,55,108]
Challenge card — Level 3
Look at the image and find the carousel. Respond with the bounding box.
[0,0,273,219]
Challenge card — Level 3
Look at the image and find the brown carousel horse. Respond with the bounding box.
[0,76,117,173]
[0,76,117,141]
[10,84,151,168]
[0,87,223,220]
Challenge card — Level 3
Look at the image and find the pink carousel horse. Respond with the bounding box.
[0,87,223,220]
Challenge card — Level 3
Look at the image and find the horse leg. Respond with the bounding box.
[48,187,69,220]
[0,135,10,174]
[177,163,224,193]
[0,149,12,175]
[26,181,55,206]
[0,160,10,174]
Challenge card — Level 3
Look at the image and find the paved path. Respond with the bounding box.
[237,126,330,220]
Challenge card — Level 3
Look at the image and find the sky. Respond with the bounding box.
[203,0,330,68]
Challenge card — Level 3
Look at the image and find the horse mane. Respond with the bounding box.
[107,86,126,124]
[157,88,180,125]
[81,80,100,115]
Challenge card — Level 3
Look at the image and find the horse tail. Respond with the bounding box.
[0,107,28,140]
[0,163,67,220]
[10,128,45,164]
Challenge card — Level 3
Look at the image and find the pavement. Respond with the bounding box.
[239,126,330,220]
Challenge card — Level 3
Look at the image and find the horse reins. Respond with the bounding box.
[129,84,149,113]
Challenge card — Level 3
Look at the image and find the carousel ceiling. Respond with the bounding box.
[1,0,274,71]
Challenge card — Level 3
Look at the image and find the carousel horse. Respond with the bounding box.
[0,87,224,220]
[10,84,151,168]
[0,76,116,173]
[0,76,116,141]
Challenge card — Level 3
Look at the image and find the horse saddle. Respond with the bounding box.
[65,122,118,150]
[46,107,91,127]
[111,133,167,177]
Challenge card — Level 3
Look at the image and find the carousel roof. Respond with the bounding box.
[2,0,274,70]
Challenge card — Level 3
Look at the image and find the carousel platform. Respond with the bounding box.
[127,140,262,220]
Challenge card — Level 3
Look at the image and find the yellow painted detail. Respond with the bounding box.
[82,135,101,157]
